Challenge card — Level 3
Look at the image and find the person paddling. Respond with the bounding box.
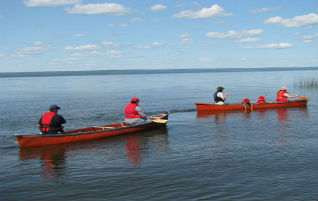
[38,105,66,134]
[276,86,298,103]
[125,97,147,125]
[214,86,228,105]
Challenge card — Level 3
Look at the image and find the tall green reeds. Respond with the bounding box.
[294,78,318,88]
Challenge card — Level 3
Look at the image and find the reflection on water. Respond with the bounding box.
[19,127,169,178]
[196,107,309,146]
[19,145,67,178]
[277,109,289,124]
[196,110,252,120]
[126,136,143,166]
[126,127,169,167]
[197,107,308,122]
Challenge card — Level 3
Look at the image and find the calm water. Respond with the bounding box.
[0,69,317,201]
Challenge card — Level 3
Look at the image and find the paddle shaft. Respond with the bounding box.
[289,93,310,101]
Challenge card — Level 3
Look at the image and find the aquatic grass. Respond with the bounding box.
[294,78,318,88]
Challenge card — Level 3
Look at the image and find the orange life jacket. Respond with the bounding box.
[125,103,141,118]
[276,90,287,103]
[41,112,56,132]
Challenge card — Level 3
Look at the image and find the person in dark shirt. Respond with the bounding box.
[38,105,66,134]
[214,86,228,105]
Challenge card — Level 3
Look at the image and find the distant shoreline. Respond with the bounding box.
[0,67,317,78]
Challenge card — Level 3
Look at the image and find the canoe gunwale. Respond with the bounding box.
[15,112,169,138]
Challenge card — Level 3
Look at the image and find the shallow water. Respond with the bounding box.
[0,69,317,201]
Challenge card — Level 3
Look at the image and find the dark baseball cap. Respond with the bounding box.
[49,104,61,110]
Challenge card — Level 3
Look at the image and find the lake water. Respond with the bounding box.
[0,68,317,201]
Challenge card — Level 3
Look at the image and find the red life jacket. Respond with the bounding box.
[125,103,141,118]
[276,90,287,103]
[242,98,251,104]
[41,112,56,132]
[257,96,266,103]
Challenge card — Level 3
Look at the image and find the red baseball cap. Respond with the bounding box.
[131,97,140,102]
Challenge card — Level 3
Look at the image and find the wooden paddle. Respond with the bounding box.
[289,93,310,101]
[149,118,168,124]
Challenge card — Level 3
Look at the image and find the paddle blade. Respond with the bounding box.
[150,118,168,124]
[298,95,310,101]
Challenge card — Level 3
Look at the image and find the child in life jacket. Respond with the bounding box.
[242,98,251,106]
[241,98,252,111]
[256,96,266,103]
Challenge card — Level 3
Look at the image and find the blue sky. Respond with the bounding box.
[0,0,317,72]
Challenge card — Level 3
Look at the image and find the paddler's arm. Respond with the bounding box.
[135,106,147,119]
[37,118,42,132]
[284,92,298,98]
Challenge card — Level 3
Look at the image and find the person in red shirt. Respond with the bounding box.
[276,86,298,103]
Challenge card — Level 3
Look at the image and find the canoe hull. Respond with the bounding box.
[15,113,168,148]
[195,99,307,111]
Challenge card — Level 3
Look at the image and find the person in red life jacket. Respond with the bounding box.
[214,86,228,105]
[241,98,251,106]
[37,105,66,134]
[256,96,266,103]
[241,98,253,110]
[276,86,298,103]
[125,97,147,125]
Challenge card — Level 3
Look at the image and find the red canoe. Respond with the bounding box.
[15,113,169,148]
[195,99,307,111]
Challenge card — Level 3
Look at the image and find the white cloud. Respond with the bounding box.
[303,33,318,43]
[251,7,281,14]
[180,33,191,38]
[12,41,52,57]
[303,33,318,39]
[134,42,166,48]
[150,4,167,12]
[65,44,99,50]
[70,51,104,57]
[24,0,81,7]
[87,51,104,56]
[64,57,80,61]
[70,53,83,56]
[237,37,261,43]
[199,57,212,62]
[172,4,232,19]
[107,50,123,58]
[206,29,263,39]
[120,23,128,27]
[243,43,292,49]
[179,33,193,44]
[152,42,165,47]
[66,3,131,15]
[129,18,144,23]
[134,45,151,49]
[265,13,318,27]
[74,33,85,38]
[102,41,120,47]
